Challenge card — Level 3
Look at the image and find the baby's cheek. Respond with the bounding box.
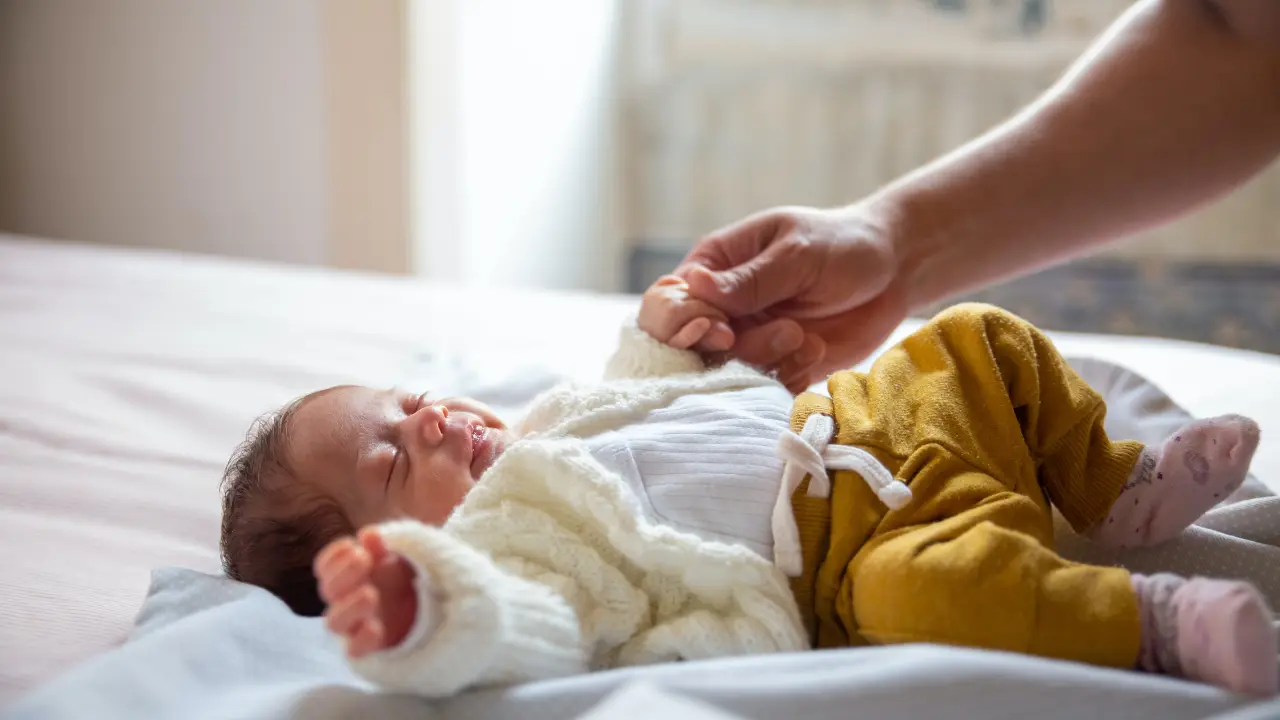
[401,468,470,526]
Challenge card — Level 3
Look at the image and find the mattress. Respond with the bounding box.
[4,234,1280,708]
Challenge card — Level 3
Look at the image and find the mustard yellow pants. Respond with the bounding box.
[789,303,1144,668]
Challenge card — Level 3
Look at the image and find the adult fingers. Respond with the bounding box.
[678,210,786,272]
[683,236,812,318]
[727,318,806,369]
[695,321,736,353]
[777,334,827,394]
[803,290,908,375]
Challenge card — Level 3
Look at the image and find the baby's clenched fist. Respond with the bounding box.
[639,275,735,352]
[314,527,418,658]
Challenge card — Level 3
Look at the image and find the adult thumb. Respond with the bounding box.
[683,242,800,316]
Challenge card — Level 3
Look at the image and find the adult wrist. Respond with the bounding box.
[854,184,948,313]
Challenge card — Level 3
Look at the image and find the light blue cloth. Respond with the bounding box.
[8,568,1275,720]
[8,569,427,720]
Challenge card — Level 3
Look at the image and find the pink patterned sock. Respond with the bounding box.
[1092,415,1259,548]
[1132,573,1278,696]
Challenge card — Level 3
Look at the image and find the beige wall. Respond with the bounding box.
[0,0,409,272]
[324,0,409,275]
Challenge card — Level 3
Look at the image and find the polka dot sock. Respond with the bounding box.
[1091,415,1260,548]
[1132,573,1277,696]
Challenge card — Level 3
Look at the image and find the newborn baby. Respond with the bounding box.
[220,279,1278,697]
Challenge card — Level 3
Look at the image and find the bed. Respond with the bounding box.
[4,234,1280,719]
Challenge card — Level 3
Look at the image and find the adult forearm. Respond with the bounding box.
[871,0,1280,310]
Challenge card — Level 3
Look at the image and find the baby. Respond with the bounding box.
[220,278,1278,697]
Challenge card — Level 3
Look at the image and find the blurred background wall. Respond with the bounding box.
[0,0,406,273]
[1,0,1279,349]
[409,0,623,292]
[622,0,1280,270]
[619,0,1280,352]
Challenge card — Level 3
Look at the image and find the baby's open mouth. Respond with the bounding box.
[469,425,500,478]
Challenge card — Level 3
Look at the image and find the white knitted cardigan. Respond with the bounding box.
[351,324,809,696]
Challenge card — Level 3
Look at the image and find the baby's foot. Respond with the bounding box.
[1092,415,1259,548]
[1133,573,1278,696]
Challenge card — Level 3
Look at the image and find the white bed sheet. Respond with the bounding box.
[4,235,1280,707]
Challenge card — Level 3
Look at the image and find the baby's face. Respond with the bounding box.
[286,386,512,528]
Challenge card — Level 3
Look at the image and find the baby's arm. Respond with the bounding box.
[604,275,735,380]
[314,523,587,697]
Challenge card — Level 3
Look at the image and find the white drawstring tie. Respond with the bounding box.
[772,413,912,576]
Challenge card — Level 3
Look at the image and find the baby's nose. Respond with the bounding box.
[406,404,448,445]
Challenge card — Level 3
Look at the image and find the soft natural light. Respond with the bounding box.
[411,0,620,292]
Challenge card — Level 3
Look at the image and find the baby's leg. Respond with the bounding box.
[883,304,1257,545]
[851,479,1142,669]
[1133,573,1277,696]
[858,304,1143,533]
[849,484,1277,695]
[1091,416,1259,548]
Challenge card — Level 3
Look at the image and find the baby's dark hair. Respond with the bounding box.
[219,395,354,616]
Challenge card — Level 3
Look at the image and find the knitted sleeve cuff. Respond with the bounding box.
[349,519,587,697]
[604,320,706,380]
[368,557,442,662]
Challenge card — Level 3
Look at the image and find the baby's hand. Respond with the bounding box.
[639,275,735,351]
[315,527,418,658]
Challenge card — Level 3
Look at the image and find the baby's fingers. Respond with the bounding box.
[668,318,712,350]
[317,545,373,604]
[325,585,379,638]
[358,526,389,563]
[314,536,357,577]
[345,619,386,659]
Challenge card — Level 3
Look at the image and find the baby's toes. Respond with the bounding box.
[1201,415,1260,464]
[1226,417,1261,465]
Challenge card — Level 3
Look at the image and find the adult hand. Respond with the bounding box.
[676,204,911,391]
